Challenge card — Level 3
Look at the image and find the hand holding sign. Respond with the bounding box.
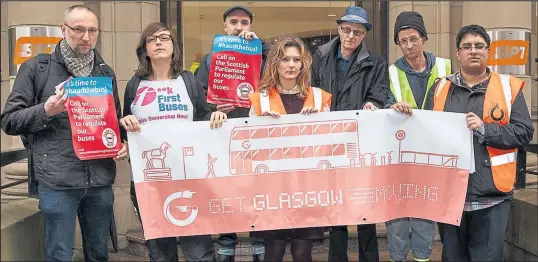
[300,106,319,115]
[55,76,73,95]
[391,101,413,116]
[44,78,72,117]
[120,115,142,132]
[262,111,281,119]
[363,102,379,111]
[209,111,227,129]
[115,142,129,161]
[466,112,483,131]
[238,30,258,41]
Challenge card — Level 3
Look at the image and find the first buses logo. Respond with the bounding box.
[487,40,529,66]
[163,190,199,227]
[14,36,63,65]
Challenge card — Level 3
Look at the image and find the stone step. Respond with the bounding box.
[121,239,442,261]
[107,250,148,261]
[1,183,29,196]
[112,247,444,261]
[125,223,442,260]
[0,193,29,204]
[1,160,30,197]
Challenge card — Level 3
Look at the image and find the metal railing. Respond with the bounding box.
[0,149,29,190]
[517,57,538,188]
[515,144,538,189]
[535,58,538,82]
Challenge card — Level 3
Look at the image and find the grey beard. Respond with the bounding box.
[73,46,91,57]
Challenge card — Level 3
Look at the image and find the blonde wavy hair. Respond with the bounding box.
[258,36,312,98]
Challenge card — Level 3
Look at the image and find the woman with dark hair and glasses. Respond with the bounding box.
[117,22,225,262]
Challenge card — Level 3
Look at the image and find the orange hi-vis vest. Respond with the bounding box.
[433,72,524,192]
[249,87,332,116]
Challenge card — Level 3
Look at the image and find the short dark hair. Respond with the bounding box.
[135,22,182,78]
[64,5,96,22]
[456,24,491,48]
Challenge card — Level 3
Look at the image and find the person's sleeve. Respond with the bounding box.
[423,78,440,111]
[195,53,217,112]
[195,54,210,97]
[193,77,212,121]
[362,57,388,109]
[0,58,52,136]
[385,89,397,109]
[311,50,321,87]
[120,78,136,141]
[109,74,127,143]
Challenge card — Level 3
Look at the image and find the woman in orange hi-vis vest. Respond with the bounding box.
[423,25,534,262]
[248,36,331,262]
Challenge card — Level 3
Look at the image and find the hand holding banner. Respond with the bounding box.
[65,77,122,160]
[207,35,262,108]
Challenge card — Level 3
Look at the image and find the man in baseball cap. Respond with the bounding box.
[311,6,388,261]
[195,5,269,262]
[196,5,270,119]
[222,5,253,23]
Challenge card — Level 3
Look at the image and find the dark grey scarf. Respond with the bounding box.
[59,40,94,77]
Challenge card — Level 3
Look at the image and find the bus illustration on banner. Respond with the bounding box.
[228,120,360,175]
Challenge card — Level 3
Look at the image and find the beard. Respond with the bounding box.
[66,39,92,57]
[74,47,90,57]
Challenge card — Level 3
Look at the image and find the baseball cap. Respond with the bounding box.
[223,5,254,23]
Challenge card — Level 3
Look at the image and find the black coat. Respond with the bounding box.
[311,37,388,110]
[252,227,325,240]
[0,43,123,190]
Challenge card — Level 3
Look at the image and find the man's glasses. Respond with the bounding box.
[64,24,99,36]
[459,43,488,51]
[339,26,366,37]
[398,37,421,46]
[146,34,172,44]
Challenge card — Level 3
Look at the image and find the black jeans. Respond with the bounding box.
[264,239,313,262]
[130,182,215,261]
[328,224,379,262]
[438,200,511,261]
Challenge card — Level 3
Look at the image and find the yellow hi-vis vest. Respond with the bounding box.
[388,57,451,109]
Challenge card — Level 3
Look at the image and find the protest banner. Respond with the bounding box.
[207,34,262,108]
[65,77,121,160]
[127,110,473,240]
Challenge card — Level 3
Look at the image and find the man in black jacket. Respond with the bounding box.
[0,5,124,261]
[424,24,534,262]
[311,6,388,262]
[195,5,270,119]
[195,6,269,262]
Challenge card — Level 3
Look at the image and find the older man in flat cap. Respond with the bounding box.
[311,5,388,262]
